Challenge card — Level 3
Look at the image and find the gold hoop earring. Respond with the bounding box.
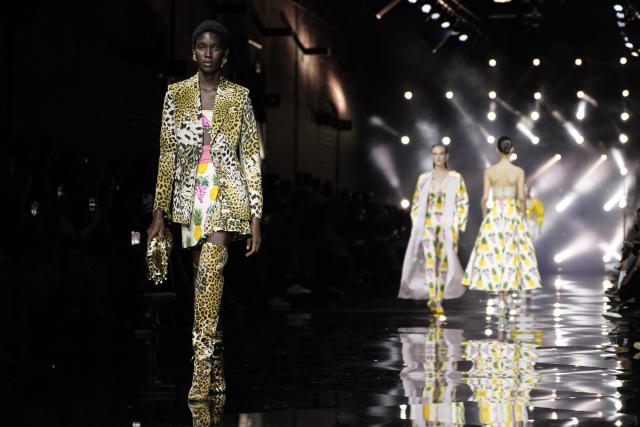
[222,57,227,67]
[192,54,197,62]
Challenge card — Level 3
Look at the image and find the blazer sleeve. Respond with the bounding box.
[455,173,469,233]
[239,92,263,219]
[153,89,177,217]
[534,199,544,227]
[410,175,422,224]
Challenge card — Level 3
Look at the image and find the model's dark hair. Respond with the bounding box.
[192,20,230,48]
[431,143,449,169]
[497,136,513,155]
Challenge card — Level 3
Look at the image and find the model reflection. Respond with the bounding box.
[188,393,226,426]
[399,319,466,424]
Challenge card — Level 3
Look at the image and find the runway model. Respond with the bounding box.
[399,143,469,315]
[462,137,540,314]
[524,184,544,239]
[146,20,263,400]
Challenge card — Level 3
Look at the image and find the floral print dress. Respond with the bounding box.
[463,194,541,292]
[181,110,250,248]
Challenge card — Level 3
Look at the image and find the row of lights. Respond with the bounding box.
[407,0,469,42]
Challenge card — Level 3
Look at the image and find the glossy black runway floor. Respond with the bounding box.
[14,275,640,426]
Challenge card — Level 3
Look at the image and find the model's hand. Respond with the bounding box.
[245,217,262,256]
[146,210,165,247]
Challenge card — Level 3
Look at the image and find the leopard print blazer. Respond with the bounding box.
[153,74,263,224]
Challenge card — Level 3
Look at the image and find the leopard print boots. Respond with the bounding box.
[188,243,228,400]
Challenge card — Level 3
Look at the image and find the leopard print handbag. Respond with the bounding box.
[146,228,173,285]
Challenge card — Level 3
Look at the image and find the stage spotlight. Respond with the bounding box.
[554,236,593,263]
[431,12,440,19]
[618,21,626,28]
[626,42,634,48]
[556,194,576,212]
[442,136,451,145]
[401,135,410,145]
[528,154,562,182]
[516,121,539,144]
[401,199,410,209]
[487,111,496,121]
[574,58,583,66]
[408,0,418,3]
[488,90,497,99]
[618,12,626,19]
[534,91,542,100]
[622,89,630,97]
[445,91,453,99]
[510,153,518,161]
[421,3,432,13]
[489,58,497,67]
[532,136,540,144]
[459,34,468,42]
[621,111,630,121]
[441,21,451,28]
[487,135,495,144]
[620,199,628,208]
[614,4,623,12]
[532,58,541,66]
[619,133,629,143]
[576,101,586,121]
[604,186,625,211]
[577,90,585,98]
[611,148,628,176]
[632,52,639,57]
[530,111,540,121]
[404,91,413,100]
[620,56,628,64]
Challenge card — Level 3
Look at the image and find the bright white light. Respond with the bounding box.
[530,111,540,121]
[401,199,410,209]
[516,120,539,144]
[576,100,586,121]
[534,91,542,100]
[555,154,562,160]
[556,195,575,213]
[611,148,627,176]
[620,57,628,64]
[442,136,451,145]
[445,91,454,99]
[621,111,630,121]
[577,90,585,98]
[632,52,639,57]
[554,235,593,263]
[489,58,497,67]
[528,153,562,182]
[532,58,541,66]
[488,90,497,99]
[575,58,583,66]
[459,34,468,42]
[618,21,626,28]
[408,0,418,3]
[626,42,634,48]
[618,12,626,19]
[404,91,413,100]
[485,329,492,336]
[487,111,496,121]
[604,186,625,211]
[620,199,628,208]
[431,12,440,19]
[564,122,584,143]
[619,133,629,144]
[621,167,628,176]
[401,135,410,145]
[532,136,540,144]
[614,4,623,12]
[421,4,432,13]
[487,135,495,144]
[510,153,518,161]
[622,89,630,97]
[441,21,451,28]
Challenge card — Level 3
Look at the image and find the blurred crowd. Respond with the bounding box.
[603,208,640,356]
[0,136,410,375]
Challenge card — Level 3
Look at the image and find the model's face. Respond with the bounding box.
[193,32,228,74]
[430,146,448,168]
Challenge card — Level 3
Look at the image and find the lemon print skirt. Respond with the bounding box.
[181,146,251,249]
[463,199,541,292]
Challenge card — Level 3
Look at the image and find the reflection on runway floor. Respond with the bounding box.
[12,275,640,426]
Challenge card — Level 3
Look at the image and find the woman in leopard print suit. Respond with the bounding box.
[146,20,263,401]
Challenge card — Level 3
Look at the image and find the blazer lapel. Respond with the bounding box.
[211,76,230,138]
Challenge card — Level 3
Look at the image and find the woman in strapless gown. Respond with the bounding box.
[463,137,541,312]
